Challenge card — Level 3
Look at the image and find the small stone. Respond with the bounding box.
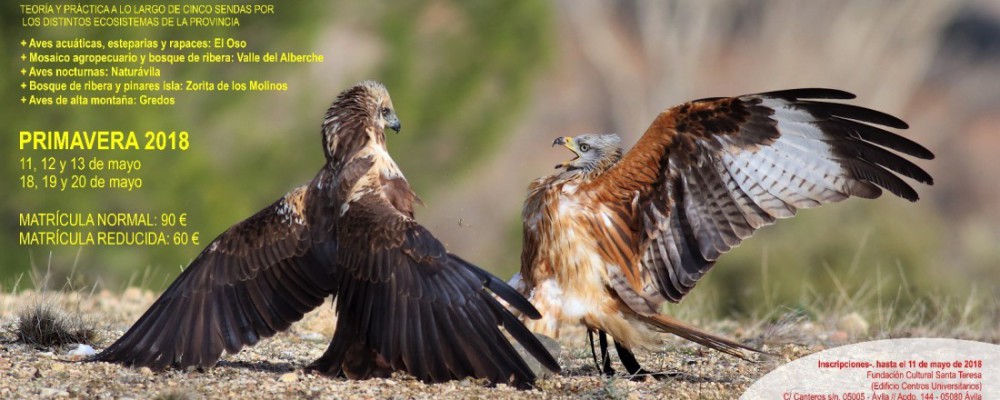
[39,388,68,397]
[279,372,298,383]
[138,367,153,376]
[122,287,152,303]
[830,330,850,343]
[66,344,96,359]
[299,332,325,342]
[50,363,66,372]
[836,312,870,336]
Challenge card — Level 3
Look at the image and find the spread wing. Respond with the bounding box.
[323,192,560,388]
[94,184,339,369]
[598,89,934,303]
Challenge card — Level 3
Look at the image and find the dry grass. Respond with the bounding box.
[0,270,996,399]
[3,243,998,399]
[0,288,776,399]
[13,300,95,348]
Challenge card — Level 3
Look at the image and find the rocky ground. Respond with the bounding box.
[0,289,911,399]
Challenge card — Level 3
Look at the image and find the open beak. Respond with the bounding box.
[552,136,580,169]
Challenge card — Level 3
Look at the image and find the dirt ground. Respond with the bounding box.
[0,289,862,399]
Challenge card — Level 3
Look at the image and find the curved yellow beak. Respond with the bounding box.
[552,136,579,169]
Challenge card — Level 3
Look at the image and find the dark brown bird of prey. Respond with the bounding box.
[513,89,933,377]
[94,81,559,388]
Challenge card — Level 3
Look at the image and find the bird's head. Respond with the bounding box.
[361,80,401,134]
[322,80,401,161]
[552,134,623,173]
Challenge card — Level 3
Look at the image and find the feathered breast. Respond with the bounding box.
[340,139,417,219]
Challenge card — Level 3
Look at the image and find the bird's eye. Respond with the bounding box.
[381,107,391,117]
[579,143,591,152]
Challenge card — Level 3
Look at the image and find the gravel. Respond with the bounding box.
[1,289,819,399]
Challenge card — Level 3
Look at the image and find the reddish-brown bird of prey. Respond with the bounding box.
[513,89,933,377]
[94,81,559,388]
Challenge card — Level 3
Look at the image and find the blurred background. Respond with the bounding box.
[2,0,998,333]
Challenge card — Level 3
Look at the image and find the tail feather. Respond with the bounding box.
[642,314,764,360]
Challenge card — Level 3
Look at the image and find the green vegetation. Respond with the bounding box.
[1,0,553,289]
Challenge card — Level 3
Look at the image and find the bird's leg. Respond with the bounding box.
[588,329,614,375]
[598,331,614,376]
[613,340,647,376]
[614,340,682,381]
[587,330,601,373]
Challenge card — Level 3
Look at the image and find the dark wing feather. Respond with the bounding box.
[311,193,559,388]
[93,184,338,370]
[600,89,933,303]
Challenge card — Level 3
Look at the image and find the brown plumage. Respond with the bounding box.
[514,88,933,377]
[94,81,559,388]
